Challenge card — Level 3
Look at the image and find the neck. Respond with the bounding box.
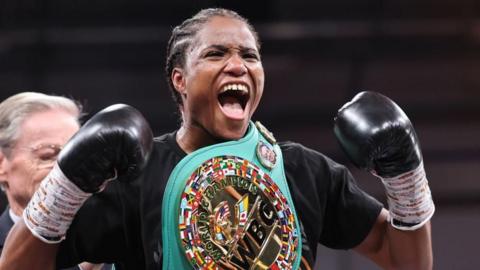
[176,124,220,154]
[8,198,24,217]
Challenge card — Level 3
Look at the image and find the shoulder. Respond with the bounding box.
[152,131,185,160]
[278,141,318,162]
[278,140,357,203]
[279,141,347,174]
[278,141,353,202]
[0,208,12,246]
[139,130,184,192]
[153,131,175,151]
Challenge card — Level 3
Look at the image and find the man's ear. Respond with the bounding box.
[172,68,187,97]
[0,151,9,187]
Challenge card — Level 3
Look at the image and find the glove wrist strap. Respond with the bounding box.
[377,162,435,231]
[23,163,91,243]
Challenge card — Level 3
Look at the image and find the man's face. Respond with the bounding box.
[173,16,265,141]
[0,109,79,214]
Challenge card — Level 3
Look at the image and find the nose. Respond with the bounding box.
[224,54,247,76]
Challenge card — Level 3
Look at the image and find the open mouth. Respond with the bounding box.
[218,83,250,119]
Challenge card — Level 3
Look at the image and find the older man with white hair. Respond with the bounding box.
[0,92,111,270]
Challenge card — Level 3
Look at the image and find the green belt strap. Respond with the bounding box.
[161,122,302,269]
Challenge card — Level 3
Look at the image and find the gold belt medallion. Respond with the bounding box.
[179,156,299,270]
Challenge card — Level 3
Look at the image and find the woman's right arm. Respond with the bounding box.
[0,220,58,270]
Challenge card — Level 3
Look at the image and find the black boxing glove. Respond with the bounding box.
[59,104,153,192]
[24,104,153,243]
[334,91,434,230]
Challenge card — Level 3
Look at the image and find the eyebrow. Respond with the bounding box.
[203,44,258,53]
[29,143,63,151]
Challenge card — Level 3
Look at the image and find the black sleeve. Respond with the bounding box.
[56,177,144,269]
[281,141,383,250]
[318,158,382,249]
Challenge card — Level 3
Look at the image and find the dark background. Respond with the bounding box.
[1,1,479,269]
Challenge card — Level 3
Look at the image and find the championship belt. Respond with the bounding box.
[162,122,302,270]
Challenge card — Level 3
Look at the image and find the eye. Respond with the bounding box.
[34,145,61,161]
[37,150,59,161]
[204,50,224,58]
[242,52,260,62]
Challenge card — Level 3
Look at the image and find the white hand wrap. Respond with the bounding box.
[377,162,435,231]
[23,163,91,243]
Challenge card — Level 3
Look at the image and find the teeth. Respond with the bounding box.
[221,84,248,94]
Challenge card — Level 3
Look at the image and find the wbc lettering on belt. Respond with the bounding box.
[178,156,299,270]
